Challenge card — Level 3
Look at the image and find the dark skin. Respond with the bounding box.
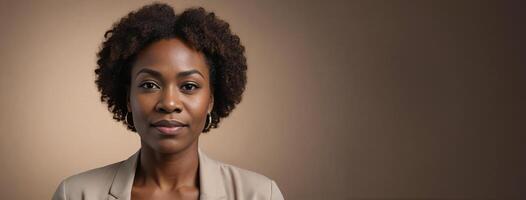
[127,38,214,200]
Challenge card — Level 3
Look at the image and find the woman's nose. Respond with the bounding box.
[155,86,182,113]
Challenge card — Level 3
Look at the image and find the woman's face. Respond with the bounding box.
[128,38,213,154]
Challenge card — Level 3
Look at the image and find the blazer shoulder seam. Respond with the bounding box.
[63,178,68,200]
[269,179,273,200]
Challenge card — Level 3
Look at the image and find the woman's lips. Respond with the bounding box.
[154,126,184,135]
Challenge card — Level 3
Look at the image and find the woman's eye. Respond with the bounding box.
[139,82,159,90]
[181,83,199,91]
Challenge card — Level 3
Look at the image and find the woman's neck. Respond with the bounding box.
[135,141,200,191]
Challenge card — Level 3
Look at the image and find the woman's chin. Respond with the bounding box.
[149,137,200,154]
[153,140,186,154]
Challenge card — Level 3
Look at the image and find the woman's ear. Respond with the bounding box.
[208,95,214,114]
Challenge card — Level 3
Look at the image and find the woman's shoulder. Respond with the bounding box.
[210,159,284,199]
[52,160,124,200]
[216,160,274,185]
[64,161,122,185]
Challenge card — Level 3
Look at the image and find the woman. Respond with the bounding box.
[52,3,284,200]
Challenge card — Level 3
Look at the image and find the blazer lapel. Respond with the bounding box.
[107,147,227,200]
[108,149,140,200]
[198,148,227,200]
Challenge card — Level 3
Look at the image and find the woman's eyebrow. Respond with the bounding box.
[136,68,161,79]
[135,68,204,79]
[177,69,204,79]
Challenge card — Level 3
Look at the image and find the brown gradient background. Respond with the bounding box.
[0,0,524,199]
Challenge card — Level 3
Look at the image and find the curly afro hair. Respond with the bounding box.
[94,3,247,133]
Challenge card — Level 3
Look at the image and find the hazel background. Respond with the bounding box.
[0,0,524,199]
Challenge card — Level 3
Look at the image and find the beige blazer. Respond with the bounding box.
[52,148,284,200]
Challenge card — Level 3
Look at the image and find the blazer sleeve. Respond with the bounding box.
[270,180,285,200]
[51,180,66,200]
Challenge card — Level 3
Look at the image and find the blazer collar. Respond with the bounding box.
[108,147,227,200]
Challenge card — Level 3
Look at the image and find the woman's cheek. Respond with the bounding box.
[186,95,209,130]
[131,93,156,129]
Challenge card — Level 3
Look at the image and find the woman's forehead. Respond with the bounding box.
[132,38,208,78]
